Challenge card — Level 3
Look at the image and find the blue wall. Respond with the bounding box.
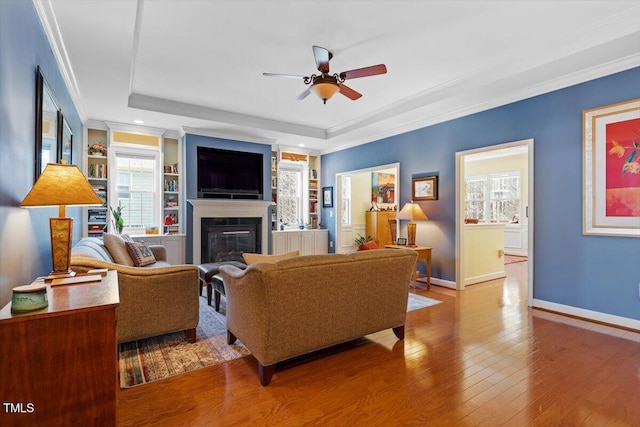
[322,68,640,321]
[183,133,272,263]
[0,1,83,306]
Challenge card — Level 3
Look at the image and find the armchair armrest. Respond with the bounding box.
[70,257,199,342]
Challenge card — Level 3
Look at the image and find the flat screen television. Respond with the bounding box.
[197,147,263,199]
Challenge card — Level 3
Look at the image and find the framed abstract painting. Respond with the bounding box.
[583,98,640,237]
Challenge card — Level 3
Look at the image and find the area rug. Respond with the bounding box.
[407,293,442,312]
[504,255,528,265]
[119,293,443,388]
[118,298,250,388]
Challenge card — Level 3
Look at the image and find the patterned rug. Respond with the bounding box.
[118,297,249,388]
[119,292,442,388]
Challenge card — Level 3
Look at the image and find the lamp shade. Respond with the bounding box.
[396,202,428,222]
[310,76,340,103]
[20,163,104,280]
[397,201,428,247]
[21,163,103,211]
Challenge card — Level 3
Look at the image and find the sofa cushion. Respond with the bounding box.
[242,250,299,265]
[125,241,157,267]
[103,233,135,266]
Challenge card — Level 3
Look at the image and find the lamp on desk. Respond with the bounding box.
[20,163,103,280]
[396,201,428,247]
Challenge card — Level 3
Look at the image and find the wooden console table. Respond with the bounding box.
[0,271,119,426]
[385,245,432,290]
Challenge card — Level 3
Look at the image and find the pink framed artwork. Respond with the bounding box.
[583,98,640,237]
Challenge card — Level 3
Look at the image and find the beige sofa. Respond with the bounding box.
[219,248,417,385]
[70,237,200,343]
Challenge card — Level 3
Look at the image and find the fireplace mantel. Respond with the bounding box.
[188,199,273,263]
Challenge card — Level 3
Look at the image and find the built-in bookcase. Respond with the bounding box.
[163,137,181,234]
[86,128,108,237]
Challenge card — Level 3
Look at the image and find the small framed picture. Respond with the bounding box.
[396,237,407,246]
[322,186,333,208]
[412,176,438,201]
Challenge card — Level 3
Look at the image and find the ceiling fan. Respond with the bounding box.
[263,45,387,104]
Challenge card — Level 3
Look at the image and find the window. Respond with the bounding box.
[465,172,520,223]
[341,175,352,226]
[111,147,161,231]
[277,162,303,225]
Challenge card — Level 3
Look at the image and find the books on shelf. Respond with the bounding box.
[164,179,179,192]
[88,163,107,179]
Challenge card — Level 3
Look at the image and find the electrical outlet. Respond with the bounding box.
[329,211,333,217]
[329,240,333,248]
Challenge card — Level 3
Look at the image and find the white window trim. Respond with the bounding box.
[108,143,163,233]
[277,161,306,226]
[465,171,520,224]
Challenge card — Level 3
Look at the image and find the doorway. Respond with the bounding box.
[455,139,534,306]
[335,163,400,253]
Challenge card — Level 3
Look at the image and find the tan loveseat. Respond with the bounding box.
[70,237,199,343]
[219,248,417,385]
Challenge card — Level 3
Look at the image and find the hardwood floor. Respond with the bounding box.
[117,261,640,426]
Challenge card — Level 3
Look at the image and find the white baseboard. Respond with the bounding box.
[464,271,506,286]
[428,277,456,289]
[533,299,640,331]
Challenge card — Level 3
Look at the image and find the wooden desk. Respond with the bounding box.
[385,245,432,290]
[0,271,119,426]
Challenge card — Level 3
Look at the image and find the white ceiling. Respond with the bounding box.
[38,0,640,153]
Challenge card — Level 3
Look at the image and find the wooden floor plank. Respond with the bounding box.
[117,261,640,426]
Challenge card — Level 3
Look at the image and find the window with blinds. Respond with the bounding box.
[277,163,303,226]
[112,151,160,230]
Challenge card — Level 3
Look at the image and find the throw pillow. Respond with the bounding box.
[358,240,379,251]
[243,250,299,265]
[125,241,157,267]
[103,233,135,266]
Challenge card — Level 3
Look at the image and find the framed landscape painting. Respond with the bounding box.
[412,176,438,201]
[583,98,640,237]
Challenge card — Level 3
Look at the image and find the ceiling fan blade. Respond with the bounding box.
[338,83,362,100]
[297,87,312,100]
[312,45,332,74]
[263,72,307,80]
[340,64,387,80]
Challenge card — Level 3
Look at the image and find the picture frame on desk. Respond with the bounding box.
[396,237,407,246]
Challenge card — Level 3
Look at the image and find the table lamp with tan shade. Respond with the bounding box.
[20,163,103,281]
[396,201,428,247]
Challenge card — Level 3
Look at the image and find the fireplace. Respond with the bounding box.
[202,217,261,263]
[189,199,273,264]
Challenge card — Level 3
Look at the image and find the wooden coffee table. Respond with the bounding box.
[385,245,432,290]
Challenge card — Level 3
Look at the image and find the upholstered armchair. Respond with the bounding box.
[70,237,199,343]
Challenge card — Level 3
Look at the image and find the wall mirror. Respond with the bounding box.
[35,66,59,182]
[59,112,72,165]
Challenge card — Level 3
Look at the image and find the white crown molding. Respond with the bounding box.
[319,50,640,155]
[129,93,327,139]
[128,0,145,96]
[181,126,276,145]
[104,121,167,136]
[32,0,87,122]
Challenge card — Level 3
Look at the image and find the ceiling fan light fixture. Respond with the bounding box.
[310,76,339,104]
